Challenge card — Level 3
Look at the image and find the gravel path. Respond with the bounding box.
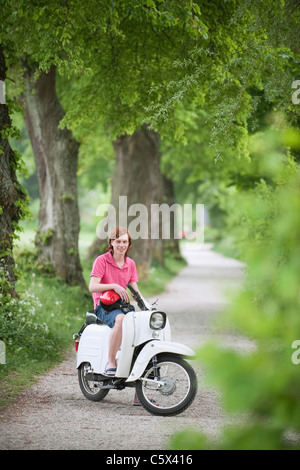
[0,244,251,450]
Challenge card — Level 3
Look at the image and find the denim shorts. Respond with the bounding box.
[95,305,127,329]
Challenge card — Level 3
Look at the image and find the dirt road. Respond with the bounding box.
[0,245,249,450]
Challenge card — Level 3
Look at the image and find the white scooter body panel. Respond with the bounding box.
[76,323,111,373]
[131,310,171,345]
[115,310,172,378]
[125,340,195,382]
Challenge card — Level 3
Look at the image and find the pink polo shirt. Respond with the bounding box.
[90,251,139,308]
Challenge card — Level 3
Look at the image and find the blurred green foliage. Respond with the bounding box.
[170,124,300,450]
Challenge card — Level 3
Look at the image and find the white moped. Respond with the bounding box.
[74,284,197,416]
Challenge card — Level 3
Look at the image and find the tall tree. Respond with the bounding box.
[4,0,299,286]
[7,0,204,280]
[0,44,27,296]
[57,1,208,275]
[0,0,93,289]
[88,124,165,277]
[111,125,163,278]
[23,64,85,286]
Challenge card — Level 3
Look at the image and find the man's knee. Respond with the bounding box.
[114,314,125,328]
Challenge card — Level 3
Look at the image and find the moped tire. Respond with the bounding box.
[78,362,110,401]
[136,354,197,416]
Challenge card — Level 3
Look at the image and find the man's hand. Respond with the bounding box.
[113,284,130,303]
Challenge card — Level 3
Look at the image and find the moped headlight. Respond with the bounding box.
[150,311,166,330]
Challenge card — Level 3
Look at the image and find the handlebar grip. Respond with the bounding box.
[127,283,139,298]
[127,283,147,310]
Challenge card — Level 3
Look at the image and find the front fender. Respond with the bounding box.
[126,340,195,383]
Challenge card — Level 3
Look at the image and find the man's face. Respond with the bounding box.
[111,233,129,256]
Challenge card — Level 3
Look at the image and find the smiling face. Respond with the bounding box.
[110,233,129,256]
[108,227,131,258]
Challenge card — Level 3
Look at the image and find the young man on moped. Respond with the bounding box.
[89,226,141,376]
[76,226,197,414]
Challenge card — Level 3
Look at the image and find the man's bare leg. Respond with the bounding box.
[106,313,125,370]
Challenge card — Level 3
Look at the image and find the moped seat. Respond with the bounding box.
[86,311,97,324]
[86,310,106,325]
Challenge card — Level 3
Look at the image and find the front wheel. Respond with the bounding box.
[78,362,110,401]
[135,354,197,416]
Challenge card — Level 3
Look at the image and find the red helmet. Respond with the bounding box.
[99,290,134,314]
[100,290,120,305]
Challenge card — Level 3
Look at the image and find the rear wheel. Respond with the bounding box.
[136,354,197,416]
[78,362,110,401]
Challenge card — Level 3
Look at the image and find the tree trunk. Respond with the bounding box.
[161,175,182,260]
[89,125,165,279]
[0,45,27,296]
[113,125,164,278]
[23,64,85,287]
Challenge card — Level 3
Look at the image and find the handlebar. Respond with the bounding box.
[127,283,138,296]
[127,284,153,311]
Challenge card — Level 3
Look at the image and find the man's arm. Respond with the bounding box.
[89,277,130,302]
